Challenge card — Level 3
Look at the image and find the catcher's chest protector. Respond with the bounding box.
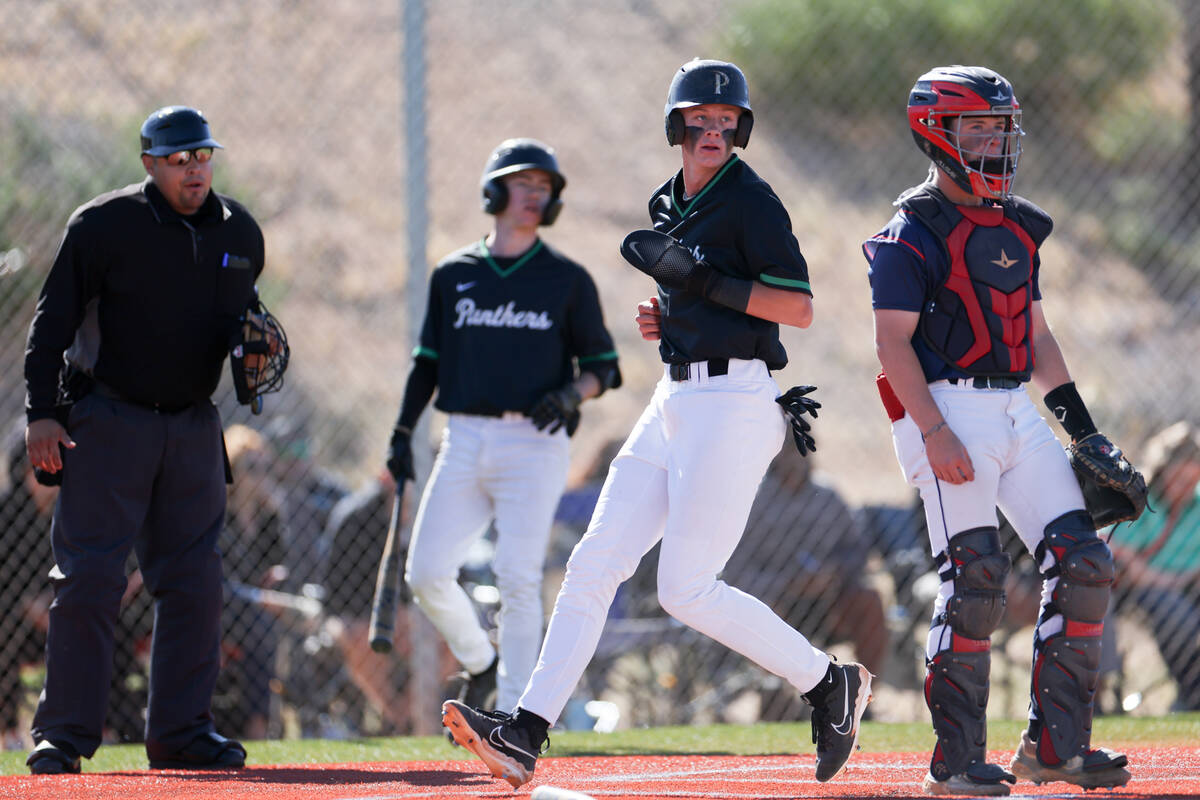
[903,190,1047,379]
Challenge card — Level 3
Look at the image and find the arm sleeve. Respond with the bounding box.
[393,277,442,429]
[567,270,621,393]
[741,189,812,295]
[393,354,438,430]
[24,214,102,420]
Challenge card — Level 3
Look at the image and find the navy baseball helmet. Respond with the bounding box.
[140,106,223,156]
[664,58,754,148]
[480,138,566,225]
[907,66,1023,199]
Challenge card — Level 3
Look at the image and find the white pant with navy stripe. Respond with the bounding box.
[518,359,832,725]
[405,413,569,712]
[890,381,1086,659]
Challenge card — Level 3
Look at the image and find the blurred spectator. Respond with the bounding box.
[1108,421,1200,710]
[0,423,57,749]
[323,470,455,734]
[721,446,887,720]
[262,416,348,591]
[216,423,287,739]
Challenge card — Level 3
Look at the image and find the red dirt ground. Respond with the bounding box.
[2,746,1197,799]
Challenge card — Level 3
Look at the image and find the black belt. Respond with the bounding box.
[947,376,1022,390]
[669,358,729,381]
[92,381,197,414]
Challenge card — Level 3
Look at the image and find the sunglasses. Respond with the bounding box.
[163,147,214,167]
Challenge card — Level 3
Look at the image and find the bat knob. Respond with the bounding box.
[370,638,393,654]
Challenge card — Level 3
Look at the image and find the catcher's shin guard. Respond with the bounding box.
[1029,510,1113,764]
[926,527,1011,781]
[926,643,991,780]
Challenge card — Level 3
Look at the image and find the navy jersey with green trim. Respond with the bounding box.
[417,238,618,416]
[647,155,810,370]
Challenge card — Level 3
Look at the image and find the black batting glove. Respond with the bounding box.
[776,385,821,457]
[529,385,583,434]
[386,426,415,483]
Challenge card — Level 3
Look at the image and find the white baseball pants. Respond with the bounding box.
[405,413,569,711]
[890,381,1086,658]
[518,359,831,724]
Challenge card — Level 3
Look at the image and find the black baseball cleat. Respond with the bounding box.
[445,657,499,745]
[460,656,499,709]
[922,762,1016,796]
[26,740,81,775]
[442,700,545,789]
[806,662,873,782]
[147,731,246,770]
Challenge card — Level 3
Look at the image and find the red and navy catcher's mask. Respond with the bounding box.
[908,66,1023,199]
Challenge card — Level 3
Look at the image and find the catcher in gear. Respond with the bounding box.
[386,137,620,717]
[864,66,1141,795]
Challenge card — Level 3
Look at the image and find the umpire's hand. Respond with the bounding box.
[26,418,75,485]
[386,426,415,483]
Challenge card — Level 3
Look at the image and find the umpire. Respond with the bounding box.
[22,106,262,773]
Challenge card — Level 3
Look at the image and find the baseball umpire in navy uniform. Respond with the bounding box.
[387,138,620,716]
[23,106,264,773]
[442,59,871,790]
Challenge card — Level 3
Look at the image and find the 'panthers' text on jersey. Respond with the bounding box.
[417,238,618,416]
[647,154,811,370]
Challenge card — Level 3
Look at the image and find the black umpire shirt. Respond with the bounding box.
[25,178,265,420]
[648,155,811,370]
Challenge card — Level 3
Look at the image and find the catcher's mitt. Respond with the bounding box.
[1068,432,1148,529]
[230,299,290,414]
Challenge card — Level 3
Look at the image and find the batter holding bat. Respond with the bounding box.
[864,66,1143,795]
[385,138,620,715]
[443,58,871,790]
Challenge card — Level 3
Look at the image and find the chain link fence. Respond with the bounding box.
[1,0,1197,746]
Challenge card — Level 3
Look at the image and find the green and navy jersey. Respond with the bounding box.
[416,237,619,416]
[647,155,811,370]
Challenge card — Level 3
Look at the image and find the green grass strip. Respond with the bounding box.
[3,713,1196,775]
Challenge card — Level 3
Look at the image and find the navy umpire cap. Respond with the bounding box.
[664,59,754,147]
[140,106,223,156]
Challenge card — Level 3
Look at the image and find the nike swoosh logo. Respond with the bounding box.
[489,726,534,759]
[628,241,643,262]
[831,677,853,735]
[456,281,477,292]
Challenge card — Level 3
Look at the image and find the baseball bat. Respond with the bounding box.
[368,488,405,653]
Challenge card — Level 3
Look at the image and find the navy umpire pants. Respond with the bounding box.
[31,392,226,758]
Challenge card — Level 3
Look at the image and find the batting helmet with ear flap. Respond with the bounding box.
[480,138,567,225]
[140,106,223,156]
[664,59,754,148]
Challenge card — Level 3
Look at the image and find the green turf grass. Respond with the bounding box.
[3,713,1197,775]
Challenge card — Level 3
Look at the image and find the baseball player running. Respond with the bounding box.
[442,58,871,790]
[387,138,620,716]
[864,66,1138,795]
